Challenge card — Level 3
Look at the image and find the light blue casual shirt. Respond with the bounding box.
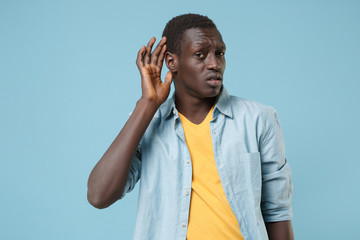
[121,87,293,240]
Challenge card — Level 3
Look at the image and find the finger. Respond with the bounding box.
[157,44,167,69]
[150,36,167,65]
[164,71,173,86]
[136,46,146,68]
[144,37,156,65]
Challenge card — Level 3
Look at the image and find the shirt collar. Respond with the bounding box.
[159,93,177,120]
[159,86,233,120]
[214,86,233,118]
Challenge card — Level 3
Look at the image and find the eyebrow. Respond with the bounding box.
[193,41,226,50]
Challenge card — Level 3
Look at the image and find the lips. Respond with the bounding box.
[206,74,223,87]
[206,74,223,81]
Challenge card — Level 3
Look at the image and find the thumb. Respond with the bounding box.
[164,71,173,86]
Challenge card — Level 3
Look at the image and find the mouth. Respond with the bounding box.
[206,74,223,81]
[206,74,223,87]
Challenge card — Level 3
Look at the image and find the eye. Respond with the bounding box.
[217,51,225,57]
[195,52,206,59]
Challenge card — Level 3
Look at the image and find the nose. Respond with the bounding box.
[207,52,221,71]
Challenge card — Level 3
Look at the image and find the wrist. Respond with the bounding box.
[137,97,160,113]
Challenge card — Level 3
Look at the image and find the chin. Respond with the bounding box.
[204,85,222,98]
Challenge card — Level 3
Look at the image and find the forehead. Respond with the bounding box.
[180,28,225,52]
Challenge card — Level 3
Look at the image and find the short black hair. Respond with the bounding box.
[162,13,219,55]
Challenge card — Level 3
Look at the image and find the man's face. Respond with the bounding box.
[174,28,226,99]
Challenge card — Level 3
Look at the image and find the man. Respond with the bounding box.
[87,14,294,240]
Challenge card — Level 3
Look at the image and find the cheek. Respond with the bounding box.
[192,63,206,75]
[185,64,203,77]
[178,60,206,80]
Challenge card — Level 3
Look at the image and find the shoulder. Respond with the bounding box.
[229,95,278,120]
[144,97,174,131]
[228,95,283,145]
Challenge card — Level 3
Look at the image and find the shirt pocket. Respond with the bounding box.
[226,152,262,198]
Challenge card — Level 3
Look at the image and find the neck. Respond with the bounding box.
[175,92,216,124]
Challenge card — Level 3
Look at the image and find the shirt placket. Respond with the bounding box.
[210,112,251,239]
[173,111,192,239]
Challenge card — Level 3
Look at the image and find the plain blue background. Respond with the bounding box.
[1,0,359,239]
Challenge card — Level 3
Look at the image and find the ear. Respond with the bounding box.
[165,52,178,73]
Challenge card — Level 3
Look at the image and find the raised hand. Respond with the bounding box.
[136,37,173,108]
[87,37,173,210]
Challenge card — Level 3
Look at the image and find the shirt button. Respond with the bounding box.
[219,163,222,168]
[173,109,176,115]
[181,222,186,227]
[185,191,189,196]
[186,159,190,164]
[213,131,216,135]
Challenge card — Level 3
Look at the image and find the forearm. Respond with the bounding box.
[87,99,158,209]
[265,221,294,240]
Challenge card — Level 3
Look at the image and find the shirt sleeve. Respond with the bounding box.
[119,144,142,199]
[259,106,293,222]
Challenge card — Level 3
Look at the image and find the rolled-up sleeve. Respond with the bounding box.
[119,145,142,199]
[259,106,293,222]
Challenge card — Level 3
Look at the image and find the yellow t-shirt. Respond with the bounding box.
[179,106,244,240]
